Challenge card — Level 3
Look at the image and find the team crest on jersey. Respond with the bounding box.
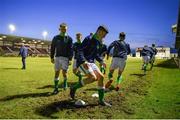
[97,45,100,49]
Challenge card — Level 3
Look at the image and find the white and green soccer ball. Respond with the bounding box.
[91,93,99,98]
[75,99,86,106]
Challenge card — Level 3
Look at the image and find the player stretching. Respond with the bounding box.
[70,25,111,107]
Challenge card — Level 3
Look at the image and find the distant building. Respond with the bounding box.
[135,47,142,58]
[136,46,172,59]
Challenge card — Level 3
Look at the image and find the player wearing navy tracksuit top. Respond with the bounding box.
[70,25,111,107]
[141,45,154,74]
[50,23,73,94]
[72,33,83,82]
[149,44,158,70]
[105,32,131,91]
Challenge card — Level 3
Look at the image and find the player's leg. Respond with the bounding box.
[53,57,61,94]
[116,69,123,91]
[22,57,25,69]
[62,70,68,90]
[105,57,118,89]
[53,70,60,94]
[100,64,106,74]
[116,59,126,91]
[150,56,155,70]
[24,57,26,69]
[101,57,106,74]
[105,69,114,89]
[141,56,145,70]
[73,68,82,82]
[61,57,70,90]
[70,62,97,99]
[99,58,106,74]
[92,66,111,107]
[143,56,149,74]
[73,59,82,82]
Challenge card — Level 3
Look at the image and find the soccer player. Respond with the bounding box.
[70,25,111,107]
[19,43,28,69]
[105,32,131,91]
[50,23,73,94]
[141,45,154,74]
[149,44,157,70]
[99,41,107,74]
[73,33,83,82]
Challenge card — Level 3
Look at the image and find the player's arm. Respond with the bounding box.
[96,52,106,68]
[102,45,108,57]
[50,37,56,63]
[68,37,73,65]
[127,43,131,55]
[81,37,89,50]
[149,48,154,58]
[72,43,76,52]
[107,41,115,60]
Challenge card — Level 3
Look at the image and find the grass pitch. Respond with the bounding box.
[0,57,179,119]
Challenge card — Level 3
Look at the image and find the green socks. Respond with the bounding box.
[73,81,83,90]
[100,66,106,74]
[75,72,82,82]
[98,88,105,102]
[116,75,123,84]
[144,64,147,71]
[108,72,113,80]
[143,64,147,74]
[54,78,59,89]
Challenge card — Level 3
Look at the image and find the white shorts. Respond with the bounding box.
[54,56,69,71]
[142,56,150,64]
[78,62,99,74]
[110,57,126,71]
[73,59,77,69]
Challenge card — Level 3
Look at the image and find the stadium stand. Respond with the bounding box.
[0,33,51,56]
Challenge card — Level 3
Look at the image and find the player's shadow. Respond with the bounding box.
[85,86,115,92]
[35,99,98,118]
[1,67,20,70]
[37,82,77,89]
[37,85,54,89]
[130,73,145,78]
[0,92,51,101]
[154,59,178,69]
[85,88,98,91]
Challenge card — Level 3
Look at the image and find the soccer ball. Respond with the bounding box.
[91,93,99,98]
[75,99,86,106]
